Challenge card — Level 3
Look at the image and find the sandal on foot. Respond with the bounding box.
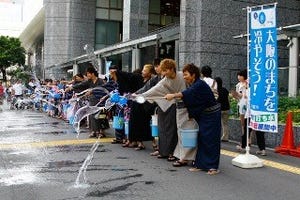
[189,167,202,172]
[172,160,188,167]
[111,139,123,144]
[207,169,220,175]
[98,133,106,138]
[128,143,138,148]
[135,145,145,151]
[167,156,177,162]
[157,154,168,159]
[89,132,96,138]
[122,142,130,147]
[150,151,160,156]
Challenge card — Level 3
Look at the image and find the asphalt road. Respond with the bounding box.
[0,105,299,200]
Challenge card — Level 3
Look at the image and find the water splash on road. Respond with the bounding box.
[0,166,41,186]
[74,140,100,188]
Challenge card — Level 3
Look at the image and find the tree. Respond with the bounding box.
[6,65,32,84]
[0,36,26,82]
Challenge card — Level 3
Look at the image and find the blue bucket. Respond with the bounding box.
[180,129,198,148]
[124,121,129,136]
[69,116,75,125]
[42,104,48,112]
[113,116,124,130]
[151,125,159,137]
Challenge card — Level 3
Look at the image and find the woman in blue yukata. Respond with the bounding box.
[165,63,221,175]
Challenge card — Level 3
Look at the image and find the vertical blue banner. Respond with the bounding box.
[249,6,278,133]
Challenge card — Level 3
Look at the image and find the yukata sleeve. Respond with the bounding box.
[72,80,90,91]
[135,76,157,94]
[182,81,209,115]
[103,81,118,92]
[142,78,168,98]
[142,78,175,112]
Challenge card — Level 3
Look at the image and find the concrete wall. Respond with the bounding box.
[44,0,96,78]
[122,0,150,70]
[179,0,300,89]
[123,0,149,41]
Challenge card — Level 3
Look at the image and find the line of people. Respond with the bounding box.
[34,59,257,175]
[0,58,266,175]
[107,59,266,175]
[100,59,222,175]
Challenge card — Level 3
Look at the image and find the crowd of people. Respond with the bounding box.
[0,58,267,175]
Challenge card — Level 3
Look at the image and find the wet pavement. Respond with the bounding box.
[0,103,300,200]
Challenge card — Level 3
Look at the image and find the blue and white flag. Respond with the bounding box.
[249,5,278,133]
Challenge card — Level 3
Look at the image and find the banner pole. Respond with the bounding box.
[245,6,250,155]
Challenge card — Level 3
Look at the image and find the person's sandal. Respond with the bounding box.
[189,167,202,172]
[111,139,123,144]
[150,151,159,156]
[122,141,131,147]
[134,145,145,151]
[207,169,220,175]
[172,160,188,167]
[167,156,177,162]
[95,132,100,137]
[128,143,138,148]
[157,154,168,159]
[89,132,96,138]
[98,133,106,138]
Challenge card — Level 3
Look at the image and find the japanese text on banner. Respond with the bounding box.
[249,6,278,133]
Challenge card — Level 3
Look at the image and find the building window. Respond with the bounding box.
[149,0,180,31]
[110,0,123,9]
[97,0,109,8]
[95,0,123,50]
[96,0,123,21]
[95,20,122,50]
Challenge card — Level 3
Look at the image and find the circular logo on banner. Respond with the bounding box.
[258,12,266,24]
[253,12,258,19]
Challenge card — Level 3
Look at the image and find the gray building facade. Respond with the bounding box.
[44,0,96,78]
[39,0,299,90]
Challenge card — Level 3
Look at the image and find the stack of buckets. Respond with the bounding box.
[151,111,159,137]
[180,119,198,148]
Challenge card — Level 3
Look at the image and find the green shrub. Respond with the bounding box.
[278,96,300,124]
[229,96,300,125]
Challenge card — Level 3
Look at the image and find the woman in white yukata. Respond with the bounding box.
[141,59,197,167]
